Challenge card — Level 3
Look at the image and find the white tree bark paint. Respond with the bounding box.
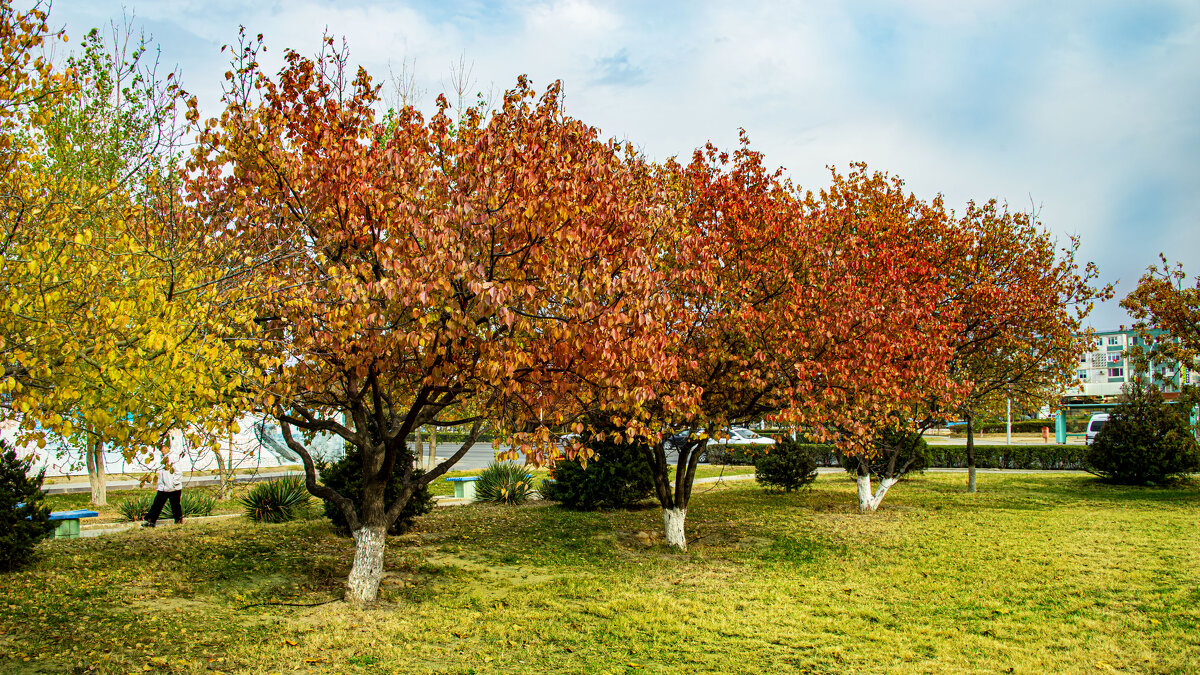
[663,507,687,550]
[856,475,898,513]
[346,525,387,604]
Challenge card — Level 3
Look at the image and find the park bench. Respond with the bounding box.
[445,476,481,500]
[14,504,99,539]
[48,509,99,540]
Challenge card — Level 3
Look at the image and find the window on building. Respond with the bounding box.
[1078,370,1088,380]
[1109,367,1124,378]
[1108,336,1119,345]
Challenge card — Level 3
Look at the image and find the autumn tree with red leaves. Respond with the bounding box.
[811,165,1109,501]
[1123,256,1200,384]
[187,39,668,603]
[628,140,956,545]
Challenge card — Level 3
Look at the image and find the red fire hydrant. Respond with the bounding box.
[1041,426,1050,443]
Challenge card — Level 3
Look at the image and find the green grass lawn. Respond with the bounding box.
[5,472,1197,674]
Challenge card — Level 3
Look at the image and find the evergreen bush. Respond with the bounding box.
[0,442,55,572]
[542,432,654,510]
[241,475,312,523]
[475,461,534,505]
[754,436,818,492]
[1086,382,1200,485]
[316,445,434,535]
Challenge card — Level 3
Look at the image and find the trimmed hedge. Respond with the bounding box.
[950,419,1087,435]
[926,444,1088,470]
[758,442,1088,470]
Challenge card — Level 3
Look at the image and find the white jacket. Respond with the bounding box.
[157,429,186,492]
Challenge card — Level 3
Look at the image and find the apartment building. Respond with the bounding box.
[1070,326,1190,402]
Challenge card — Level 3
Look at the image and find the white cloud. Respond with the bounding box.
[48,0,1200,328]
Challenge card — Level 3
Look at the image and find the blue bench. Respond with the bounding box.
[48,509,99,540]
[445,476,481,500]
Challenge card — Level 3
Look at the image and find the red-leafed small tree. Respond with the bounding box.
[628,139,957,545]
[945,200,1110,492]
[187,39,667,603]
[1122,256,1200,379]
[811,165,1109,502]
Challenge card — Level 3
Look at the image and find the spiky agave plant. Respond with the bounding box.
[240,475,311,523]
[475,461,534,505]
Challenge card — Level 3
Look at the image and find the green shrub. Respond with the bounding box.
[1086,382,1200,485]
[704,443,758,465]
[754,436,818,492]
[316,445,434,535]
[475,461,535,505]
[788,440,1086,470]
[950,419,1086,435]
[116,491,215,521]
[0,442,55,572]
[542,432,654,510]
[926,443,1087,470]
[840,428,930,478]
[241,475,312,523]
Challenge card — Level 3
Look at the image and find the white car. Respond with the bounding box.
[1085,413,1109,445]
[709,427,776,448]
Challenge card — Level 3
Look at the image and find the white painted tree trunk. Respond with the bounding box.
[856,475,898,513]
[346,525,387,604]
[663,507,687,550]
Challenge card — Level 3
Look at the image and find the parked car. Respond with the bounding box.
[711,427,776,448]
[665,429,707,462]
[1086,413,1110,445]
[666,427,775,463]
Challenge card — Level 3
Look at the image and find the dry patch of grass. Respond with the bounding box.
[3,472,1197,673]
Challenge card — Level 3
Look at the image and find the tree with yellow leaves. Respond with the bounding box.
[0,2,248,485]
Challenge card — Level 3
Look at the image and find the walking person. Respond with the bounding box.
[143,429,186,528]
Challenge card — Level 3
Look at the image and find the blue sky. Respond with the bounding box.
[49,0,1200,328]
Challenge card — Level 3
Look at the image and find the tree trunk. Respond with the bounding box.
[965,413,977,493]
[214,439,230,500]
[427,426,437,470]
[415,427,425,470]
[856,473,898,513]
[663,507,687,550]
[346,525,387,605]
[86,438,106,507]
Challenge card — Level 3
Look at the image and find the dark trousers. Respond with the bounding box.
[145,489,183,525]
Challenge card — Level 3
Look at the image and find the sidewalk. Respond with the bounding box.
[44,469,302,495]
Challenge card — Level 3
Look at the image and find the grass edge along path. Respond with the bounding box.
[2,472,1197,674]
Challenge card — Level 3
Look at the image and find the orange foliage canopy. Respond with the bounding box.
[186,41,671,532]
[629,139,959,515]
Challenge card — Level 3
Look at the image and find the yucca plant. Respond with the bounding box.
[240,475,311,523]
[117,491,216,521]
[475,461,534,505]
